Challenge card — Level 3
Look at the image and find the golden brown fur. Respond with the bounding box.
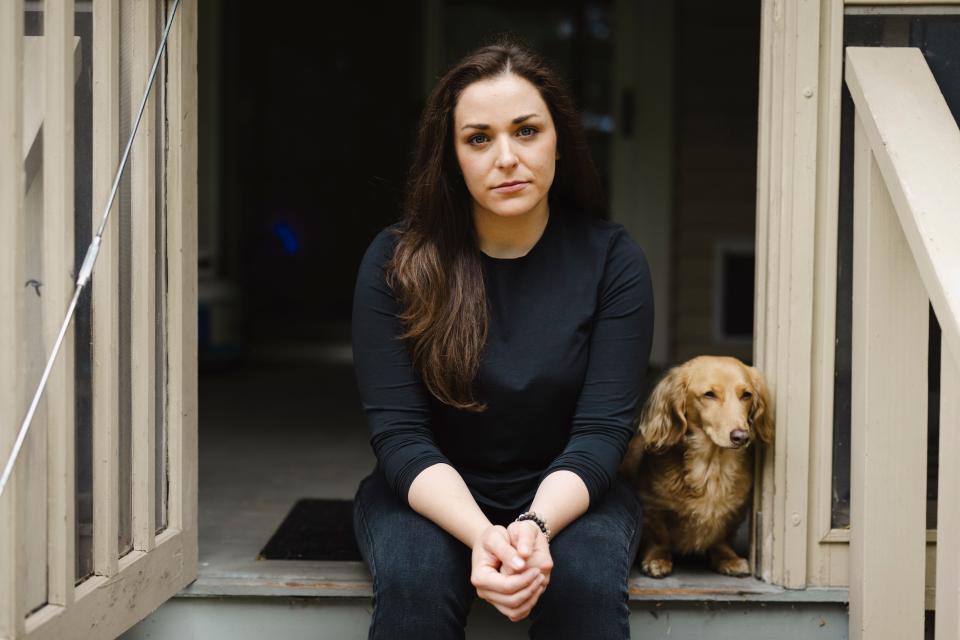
[619,356,773,578]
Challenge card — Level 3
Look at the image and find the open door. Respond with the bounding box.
[0,1,197,638]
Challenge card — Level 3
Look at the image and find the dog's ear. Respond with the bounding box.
[747,366,774,445]
[639,366,688,451]
[619,422,646,484]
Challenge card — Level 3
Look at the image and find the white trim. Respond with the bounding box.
[848,111,928,640]
[844,43,960,633]
[754,0,821,589]
[845,47,960,368]
[845,6,960,14]
[809,0,847,573]
[935,350,960,638]
[1,0,26,635]
[845,0,960,5]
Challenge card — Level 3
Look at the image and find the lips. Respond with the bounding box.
[494,180,527,188]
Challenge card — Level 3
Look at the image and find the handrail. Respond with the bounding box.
[0,0,182,501]
[845,45,960,640]
[845,47,960,367]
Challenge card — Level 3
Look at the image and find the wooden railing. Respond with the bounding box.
[0,2,198,638]
[845,47,960,640]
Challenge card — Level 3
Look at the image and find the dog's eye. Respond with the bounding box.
[741,392,753,401]
[703,391,717,399]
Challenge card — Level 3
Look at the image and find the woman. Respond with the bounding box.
[351,35,654,639]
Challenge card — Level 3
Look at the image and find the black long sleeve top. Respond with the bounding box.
[350,208,655,514]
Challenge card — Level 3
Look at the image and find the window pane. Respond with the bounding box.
[832,12,959,529]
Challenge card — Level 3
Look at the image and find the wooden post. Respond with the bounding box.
[848,114,928,640]
[165,0,199,570]
[92,0,122,577]
[43,0,77,606]
[754,0,821,587]
[130,0,158,553]
[1,0,27,636]
[936,350,960,640]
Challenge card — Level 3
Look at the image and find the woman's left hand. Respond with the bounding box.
[499,520,553,620]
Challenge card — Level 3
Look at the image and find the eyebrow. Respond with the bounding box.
[461,113,540,131]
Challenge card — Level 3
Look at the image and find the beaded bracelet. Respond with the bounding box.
[515,511,551,543]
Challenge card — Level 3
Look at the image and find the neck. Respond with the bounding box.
[473,199,550,259]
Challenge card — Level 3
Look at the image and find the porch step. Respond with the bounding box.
[121,561,850,640]
[177,559,848,604]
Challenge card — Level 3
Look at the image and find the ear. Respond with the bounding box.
[619,421,646,485]
[639,365,688,451]
[747,366,774,445]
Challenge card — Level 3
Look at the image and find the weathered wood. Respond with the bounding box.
[22,34,49,620]
[43,0,77,607]
[17,1,200,637]
[1,0,27,635]
[848,114,928,640]
[166,0,199,561]
[92,0,122,578]
[24,529,191,640]
[846,0,959,4]
[936,351,960,640]
[754,0,821,588]
[130,0,158,553]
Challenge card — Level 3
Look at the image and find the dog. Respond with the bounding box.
[620,355,773,578]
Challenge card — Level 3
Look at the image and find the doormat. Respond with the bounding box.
[257,498,362,561]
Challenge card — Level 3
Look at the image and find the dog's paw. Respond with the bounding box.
[714,557,750,577]
[641,557,673,578]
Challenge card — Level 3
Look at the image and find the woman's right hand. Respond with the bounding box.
[470,524,545,622]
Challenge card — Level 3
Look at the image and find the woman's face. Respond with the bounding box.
[453,73,559,219]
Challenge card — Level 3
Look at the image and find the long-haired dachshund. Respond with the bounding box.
[620,355,773,578]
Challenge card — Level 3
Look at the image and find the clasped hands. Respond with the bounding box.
[470,520,553,622]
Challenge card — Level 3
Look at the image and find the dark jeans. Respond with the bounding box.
[352,466,643,639]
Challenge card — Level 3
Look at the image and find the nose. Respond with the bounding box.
[495,136,519,169]
[730,429,749,447]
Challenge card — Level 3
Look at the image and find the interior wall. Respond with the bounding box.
[205,0,761,366]
[611,0,674,370]
[217,3,425,347]
[671,0,761,365]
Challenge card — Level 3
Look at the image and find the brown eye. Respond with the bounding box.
[704,391,717,399]
[741,391,753,401]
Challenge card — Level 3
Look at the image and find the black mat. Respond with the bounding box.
[257,498,362,561]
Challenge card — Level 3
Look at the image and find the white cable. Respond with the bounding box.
[0,0,182,500]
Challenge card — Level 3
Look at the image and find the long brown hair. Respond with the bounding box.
[386,34,606,412]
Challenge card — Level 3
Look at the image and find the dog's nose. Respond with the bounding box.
[730,429,749,446]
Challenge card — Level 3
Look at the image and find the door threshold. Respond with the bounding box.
[179,558,847,603]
